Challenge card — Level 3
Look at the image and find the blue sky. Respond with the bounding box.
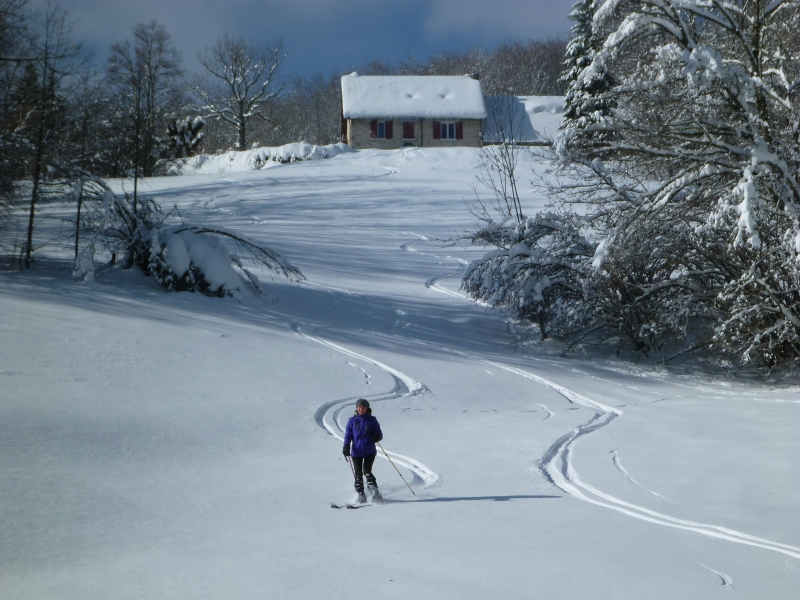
[33,0,577,78]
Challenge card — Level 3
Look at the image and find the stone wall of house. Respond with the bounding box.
[347,119,482,149]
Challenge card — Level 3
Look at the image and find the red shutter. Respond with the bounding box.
[456,121,464,140]
[433,121,441,140]
[370,120,378,138]
[385,121,393,139]
[403,121,414,139]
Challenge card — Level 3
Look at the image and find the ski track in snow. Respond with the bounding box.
[489,361,800,560]
[695,560,734,587]
[396,233,476,302]
[538,404,554,421]
[610,450,679,504]
[425,272,469,300]
[294,326,440,489]
[302,280,358,296]
[347,362,371,387]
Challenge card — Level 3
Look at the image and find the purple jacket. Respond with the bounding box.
[344,413,383,458]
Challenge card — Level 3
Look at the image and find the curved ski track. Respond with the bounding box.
[610,449,678,504]
[484,360,800,560]
[293,326,439,489]
[425,271,470,300]
[397,232,472,301]
[695,560,734,587]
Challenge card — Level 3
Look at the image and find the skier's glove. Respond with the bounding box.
[342,446,350,457]
[371,434,381,443]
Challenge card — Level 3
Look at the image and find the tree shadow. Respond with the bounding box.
[0,258,525,364]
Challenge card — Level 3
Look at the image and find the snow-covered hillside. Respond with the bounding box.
[1,147,798,599]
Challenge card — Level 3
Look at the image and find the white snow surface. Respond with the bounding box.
[341,73,487,119]
[483,95,565,144]
[1,147,798,599]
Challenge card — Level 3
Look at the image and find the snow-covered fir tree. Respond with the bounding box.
[167,116,204,158]
[559,0,614,134]
[560,0,595,91]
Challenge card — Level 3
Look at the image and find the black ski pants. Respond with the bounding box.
[352,454,378,493]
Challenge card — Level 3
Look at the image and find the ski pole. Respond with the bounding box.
[346,455,356,478]
[377,442,416,496]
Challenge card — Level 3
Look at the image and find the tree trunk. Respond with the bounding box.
[24,152,42,268]
[74,180,83,263]
[237,100,246,150]
[74,101,89,263]
[24,47,50,269]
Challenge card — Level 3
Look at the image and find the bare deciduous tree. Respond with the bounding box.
[191,34,284,150]
[106,20,183,186]
[473,95,527,223]
[483,39,567,95]
[0,0,32,230]
[22,0,81,268]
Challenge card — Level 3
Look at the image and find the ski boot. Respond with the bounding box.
[365,473,383,504]
[354,476,367,504]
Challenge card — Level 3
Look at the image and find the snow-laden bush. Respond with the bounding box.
[249,142,352,166]
[72,177,303,296]
[172,142,353,175]
[463,212,593,340]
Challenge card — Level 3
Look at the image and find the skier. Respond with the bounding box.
[343,399,384,504]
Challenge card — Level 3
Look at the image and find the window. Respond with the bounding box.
[370,120,393,139]
[440,121,456,140]
[402,121,415,139]
[433,120,463,140]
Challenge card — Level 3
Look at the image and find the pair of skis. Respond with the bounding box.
[330,497,384,509]
[330,502,371,510]
[331,495,386,510]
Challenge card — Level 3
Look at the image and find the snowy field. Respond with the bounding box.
[1,147,799,599]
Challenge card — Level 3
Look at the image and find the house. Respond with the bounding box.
[482,96,566,146]
[341,74,487,149]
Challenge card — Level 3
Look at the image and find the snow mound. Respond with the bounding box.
[172,142,355,175]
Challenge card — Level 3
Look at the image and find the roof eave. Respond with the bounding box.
[342,112,488,120]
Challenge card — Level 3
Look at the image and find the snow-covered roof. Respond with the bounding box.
[482,96,565,144]
[341,74,487,120]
